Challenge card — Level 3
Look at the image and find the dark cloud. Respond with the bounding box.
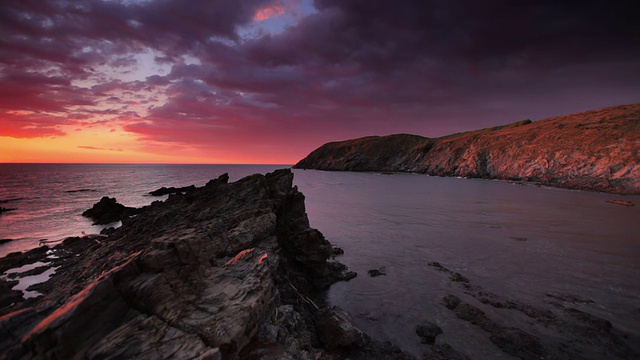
[1,0,639,161]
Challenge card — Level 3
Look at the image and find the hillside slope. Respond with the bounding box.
[294,104,640,194]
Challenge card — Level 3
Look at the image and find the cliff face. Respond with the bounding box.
[295,104,640,194]
[0,170,414,360]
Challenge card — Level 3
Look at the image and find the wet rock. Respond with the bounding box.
[81,196,139,225]
[416,322,442,344]
[317,306,367,350]
[148,185,196,196]
[368,266,386,277]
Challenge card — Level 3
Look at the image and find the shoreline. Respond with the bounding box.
[0,170,419,359]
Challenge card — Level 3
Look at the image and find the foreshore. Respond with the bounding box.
[1,169,638,359]
[0,170,417,359]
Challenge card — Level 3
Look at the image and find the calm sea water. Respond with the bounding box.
[293,170,640,358]
[1,164,639,357]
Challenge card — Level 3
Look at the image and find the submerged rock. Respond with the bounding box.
[317,306,367,350]
[0,169,409,359]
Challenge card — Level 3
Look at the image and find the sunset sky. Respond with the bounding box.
[1,0,638,164]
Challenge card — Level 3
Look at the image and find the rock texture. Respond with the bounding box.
[295,104,640,194]
[0,170,413,360]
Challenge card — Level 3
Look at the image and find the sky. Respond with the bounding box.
[1,0,639,164]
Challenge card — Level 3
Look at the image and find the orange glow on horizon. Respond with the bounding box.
[0,124,295,165]
[0,135,295,164]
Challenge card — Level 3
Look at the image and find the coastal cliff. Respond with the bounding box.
[295,104,640,194]
[0,170,414,360]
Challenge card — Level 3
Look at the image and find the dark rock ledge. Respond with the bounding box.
[0,169,413,360]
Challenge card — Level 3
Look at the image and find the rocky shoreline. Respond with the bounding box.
[0,170,423,359]
[294,104,640,195]
[3,169,637,359]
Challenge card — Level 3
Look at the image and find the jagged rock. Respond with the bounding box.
[0,169,409,360]
[295,104,640,194]
[81,196,139,224]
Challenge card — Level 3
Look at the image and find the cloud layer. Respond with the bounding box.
[1,0,639,162]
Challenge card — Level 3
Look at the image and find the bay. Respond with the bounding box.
[294,170,640,358]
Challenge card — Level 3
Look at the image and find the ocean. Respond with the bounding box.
[1,164,639,357]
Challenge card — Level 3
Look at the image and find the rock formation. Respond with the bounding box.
[81,196,139,224]
[295,104,640,194]
[0,170,415,360]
